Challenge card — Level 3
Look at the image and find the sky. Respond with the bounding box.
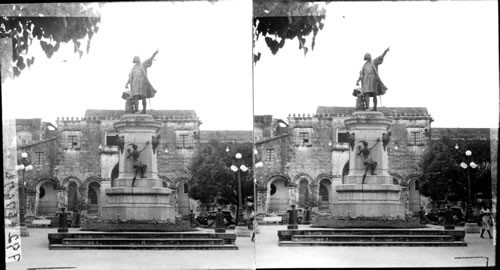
[254,1,499,128]
[2,1,499,131]
[1,0,253,131]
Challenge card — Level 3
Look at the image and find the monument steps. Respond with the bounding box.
[277,228,467,247]
[62,238,225,245]
[292,234,453,242]
[279,241,467,247]
[49,244,238,250]
[49,231,238,250]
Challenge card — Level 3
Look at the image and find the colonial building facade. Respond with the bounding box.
[15,110,252,219]
[254,106,435,215]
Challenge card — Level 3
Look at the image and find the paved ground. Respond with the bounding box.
[6,225,496,269]
[6,228,256,270]
[255,224,496,268]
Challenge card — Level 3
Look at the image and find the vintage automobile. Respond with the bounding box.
[196,210,236,226]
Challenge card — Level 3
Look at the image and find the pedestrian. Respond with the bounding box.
[479,205,493,239]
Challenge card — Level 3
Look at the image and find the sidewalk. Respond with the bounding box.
[255,225,496,268]
[7,228,256,270]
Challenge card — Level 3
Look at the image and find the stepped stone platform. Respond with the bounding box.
[277,228,467,247]
[48,231,238,250]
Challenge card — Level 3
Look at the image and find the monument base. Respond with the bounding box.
[332,184,405,218]
[102,186,175,221]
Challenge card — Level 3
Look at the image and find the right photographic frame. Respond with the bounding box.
[252,0,498,268]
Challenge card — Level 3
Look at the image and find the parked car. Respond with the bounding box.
[196,210,235,226]
[426,207,465,224]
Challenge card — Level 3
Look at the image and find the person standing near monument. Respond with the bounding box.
[480,205,493,239]
[356,47,390,111]
[125,50,159,114]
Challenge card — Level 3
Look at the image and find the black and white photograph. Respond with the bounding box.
[2,0,498,269]
[252,0,497,269]
[2,1,255,269]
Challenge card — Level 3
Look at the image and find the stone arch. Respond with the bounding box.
[62,177,82,212]
[341,161,349,184]
[175,177,191,215]
[83,176,103,188]
[390,173,404,186]
[158,176,172,188]
[292,173,313,185]
[313,174,334,185]
[174,177,190,189]
[266,175,290,212]
[264,174,291,187]
[110,162,119,187]
[62,176,83,187]
[34,177,60,216]
[404,174,420,187]
[406,174,422,213]
[30,176,60,191]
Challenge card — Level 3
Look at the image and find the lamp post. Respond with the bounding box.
[231,152,248,226]
[16,152,33,236]
[460,150,478,223]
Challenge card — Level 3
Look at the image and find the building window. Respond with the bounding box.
[176,131,194,149]
[337,132,349,144]
[105,133,118,146]
[295,128,313,147]
[34,152,44,165]
[265,149,275,162]
[408,129,424,146]
[183,183,189,194]
[63,131,82,150]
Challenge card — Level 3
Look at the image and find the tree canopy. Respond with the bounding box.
[188,139,254,211]
[418,136,491,206]
[0,3,101,77]
[253,0,326,62]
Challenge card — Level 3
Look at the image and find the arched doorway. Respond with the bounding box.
[408,177,421,212]
[87,182,100,215]
[342,162,349,184]
[319,179,331,211]
[66,182,79,212]
[297,179,309,207]
[111,163,119,187]
[177,181,190,215]
[37,181,58,215]
[267,177,289,212]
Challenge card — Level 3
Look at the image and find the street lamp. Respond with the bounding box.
[16,152,33,234]
[231,152,248,226]
[460,150,478,223]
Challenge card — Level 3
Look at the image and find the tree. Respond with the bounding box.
[418,136,491,208]
[188,139,254,214]
[0,3,101,77]
[253,0,326,62]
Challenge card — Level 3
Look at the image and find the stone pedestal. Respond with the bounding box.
[332,111,404,218]
[102,114,175,221]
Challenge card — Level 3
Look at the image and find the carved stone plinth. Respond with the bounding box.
[332,111,404,218]
[102,114,175,221]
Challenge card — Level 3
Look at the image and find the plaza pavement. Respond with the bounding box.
[6,225,496,269]
[6,228,256,270]
[254,224,496,269]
